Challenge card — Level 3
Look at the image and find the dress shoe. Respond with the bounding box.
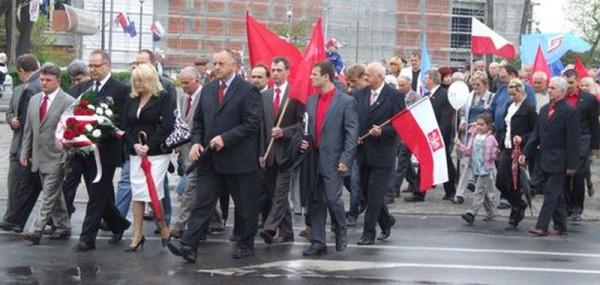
[442,195,452,200]
[452,196,465,204]
[167,240,197,263]
[170,229,182,239]
[272,236,294,243]
[209,225,225,234]
[108,231,125,244]
[401,187,414,193]
[335,231,347,252]
[461,213,475,225]
[23,232,42,245]
[0,221,23,233]
[232,247,255,259]
[260,230,275,244]
[299,227,312,238]
[73,241,96,252]
[49,231,71,240]
[356,238,374,245]
[302,246,327,256]
[347,216,358,227]
[482,214,496,222]
[504,224,519,231]
[528,228,549,237]
[404,196,424,203]
[377,217,395,241]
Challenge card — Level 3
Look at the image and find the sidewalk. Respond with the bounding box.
[1,114,599,222]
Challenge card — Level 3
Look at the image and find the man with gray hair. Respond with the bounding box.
[21,63,75,244]
[354,62,404,244]
[66,59,92,98]
[405,69,456,202]
[521,76,580,236]
[531,71,549,113]
[394,75,421,196]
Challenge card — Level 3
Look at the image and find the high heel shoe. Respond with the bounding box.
[125,236,145,252]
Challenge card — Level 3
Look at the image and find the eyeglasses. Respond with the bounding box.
[88,62,106,69]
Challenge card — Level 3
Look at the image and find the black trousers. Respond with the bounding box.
[536,172,568,231]
[394,143,418,191]
[496,149,527,225]
[77,155,130,245]
[359,165,394,240]
[412,145,454,198]
[62,165,83,217]
[2,156,42,228]
[182,169,258,250]
[257,166,275,224]
[565,155,589,215]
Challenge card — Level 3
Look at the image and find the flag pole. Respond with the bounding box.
[262,99,290,161]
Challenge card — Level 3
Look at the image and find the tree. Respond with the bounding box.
[271,21,312,50]
[566,0,600,56]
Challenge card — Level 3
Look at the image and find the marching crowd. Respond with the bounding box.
[0,45,598,263]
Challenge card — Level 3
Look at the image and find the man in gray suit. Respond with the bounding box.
[258,56,303,244]
[20,63,75,244]
[0,54,42,233]
[171,67,224,238]
[300,61,358,256]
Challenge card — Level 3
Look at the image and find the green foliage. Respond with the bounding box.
[566,0,600,58]
[270,21,312,50]
[112,71,131,83]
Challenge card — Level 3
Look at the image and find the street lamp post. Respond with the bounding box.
[286,6,293,43]
[139,0,145,50]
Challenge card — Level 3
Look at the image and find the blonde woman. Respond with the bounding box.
[122,63,176,251]
[579,76,599,96]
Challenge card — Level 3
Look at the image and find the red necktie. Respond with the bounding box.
[547,103,556,120]
[185,95,192,116]
[273,87,281,117]
[218,81,227,105]
[39,95,49,121]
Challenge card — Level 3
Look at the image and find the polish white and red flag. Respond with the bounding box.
[391,97,448,191]
[471,17,516,60]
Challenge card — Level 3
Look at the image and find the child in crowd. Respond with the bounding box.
[455,114,498,224]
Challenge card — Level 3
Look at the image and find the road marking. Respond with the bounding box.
[3,232,600,259]
[197,259,600,276]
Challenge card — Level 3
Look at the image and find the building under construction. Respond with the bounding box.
[72,0,527,69]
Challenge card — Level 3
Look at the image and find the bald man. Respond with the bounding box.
[531,71,549,113]
[354,62,404,245]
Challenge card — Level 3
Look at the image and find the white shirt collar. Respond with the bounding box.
[273,81,288,101]
[42,87,60,108]
[95,72,112,92]
[371,82,385,95]
[222,73,235,89]
[187,85,202,101]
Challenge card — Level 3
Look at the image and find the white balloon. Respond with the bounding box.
[447,81,470,110]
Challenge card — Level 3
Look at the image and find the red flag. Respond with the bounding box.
[288,18,326,105]
[530,45,551,83]
[391,98,448,191]
[246,12,302,83]
[574,56,589,78]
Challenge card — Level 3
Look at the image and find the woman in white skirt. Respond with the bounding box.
[123,63,176,251]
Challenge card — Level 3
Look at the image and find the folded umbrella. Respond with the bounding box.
[138,132,164,222]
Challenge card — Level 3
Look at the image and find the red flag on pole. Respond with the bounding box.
[246,12,302,83]
[530,45,551,83]
[574,56,589,78]
[288,17,326,105]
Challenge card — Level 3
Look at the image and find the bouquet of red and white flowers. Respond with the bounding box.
[56,91,123,182]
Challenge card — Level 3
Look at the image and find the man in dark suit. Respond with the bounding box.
[405,69,456,202]
[258,57,303,244]
[355,62,404,245]
[72,50,131,251]
[521,77,580,236]
[0,54,42,233]
[561,69,599,221]
[299,61,358,256]
[167,49,262,261]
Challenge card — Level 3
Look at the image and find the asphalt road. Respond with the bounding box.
[1,204,600,285]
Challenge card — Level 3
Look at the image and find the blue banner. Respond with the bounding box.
[521,33,591,65]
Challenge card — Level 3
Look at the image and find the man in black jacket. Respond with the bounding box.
[355,62,404,245]
[521,77,580,236]
[167,49,262,261]
[73,50,131,251]
[561,69,599,221]
[405,69,456,202]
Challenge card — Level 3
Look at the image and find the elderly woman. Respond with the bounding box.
[122,63,177,252]
[454,71,494,203]
[495,78,537,231]
[579,77,599,96]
